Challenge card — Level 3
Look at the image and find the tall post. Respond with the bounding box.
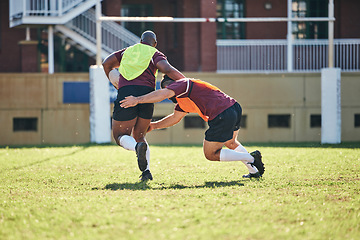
[328,0,334,68]
[96,0,102,66]
[48,25,54,74]
[26,27,30,41]
[287,0,293,72]
[90,0,111,143]
[321,0,341,144]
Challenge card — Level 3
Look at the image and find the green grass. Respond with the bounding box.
[0,143,359,240]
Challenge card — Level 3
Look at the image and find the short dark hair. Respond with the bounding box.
[140,30,157,46]
[160,75,175,89]
[160,75,177,103]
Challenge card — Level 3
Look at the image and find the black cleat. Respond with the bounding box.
[250,150,265,176]
[135,142,147,172]
[140,170,153,181]
[242,172,261,179]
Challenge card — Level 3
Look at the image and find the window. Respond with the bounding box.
[13,118,38,132]
[292,0,328,39]
[240,115,247,128]
[121,4,153,36]
[184,116,205,129]
[216,0,245,39]
[310,114,321,128]
[268,114,291,128]
[355,114,360,128]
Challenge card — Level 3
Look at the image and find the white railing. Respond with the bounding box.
[9,0,85,18]
[66,9,139,53]
[217,39,360,72]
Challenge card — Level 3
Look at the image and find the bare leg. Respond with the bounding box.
[224,130,247,152]
[112,118,137,146]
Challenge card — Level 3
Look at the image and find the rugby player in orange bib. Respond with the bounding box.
[120,75,265,179]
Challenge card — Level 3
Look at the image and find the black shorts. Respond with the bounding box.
[205,102,242,142]
[113,85,155,121]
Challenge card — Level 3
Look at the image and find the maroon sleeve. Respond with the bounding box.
[153,51,167,66]
[166,79,189,97]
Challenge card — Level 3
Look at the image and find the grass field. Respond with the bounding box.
[0,142,359,240]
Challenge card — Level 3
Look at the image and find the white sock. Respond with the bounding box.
[234,144,248,153]
[118,135,136,151]
[246,163,258,174]
[233,144,258,173]
[220,149,254,162]
[145,141,150,171]
[221,148,258,174]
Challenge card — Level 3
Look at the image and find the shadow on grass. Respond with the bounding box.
[0,143,114,149]
[0,145,90,174]
[97,180,245,191]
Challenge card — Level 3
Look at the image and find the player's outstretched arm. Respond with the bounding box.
[156,60,185,80]
[119,89,175,108]
[149,110,187,132]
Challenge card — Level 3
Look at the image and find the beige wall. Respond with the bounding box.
[0,72,359,146]
[0,73,89,145]
[148,72,360,144]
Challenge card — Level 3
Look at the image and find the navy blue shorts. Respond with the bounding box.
[113,85,154,121]
[205,102,242,142]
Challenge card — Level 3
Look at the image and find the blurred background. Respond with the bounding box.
[1,0,359,145]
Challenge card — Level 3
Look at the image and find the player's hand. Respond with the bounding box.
[119,96,139,108]
[147,123,155,133]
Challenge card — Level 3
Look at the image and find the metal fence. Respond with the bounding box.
[217,39,360,72]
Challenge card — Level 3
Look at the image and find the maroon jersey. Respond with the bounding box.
[114,43,167,89]
[166,78,236,121]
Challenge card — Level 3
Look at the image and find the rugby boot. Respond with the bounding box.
[242,172,261,179]
[140,170,153,181]
[250,150,265,176]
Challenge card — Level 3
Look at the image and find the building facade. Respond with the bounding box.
[1,0,360,73]
[1,0,360,146]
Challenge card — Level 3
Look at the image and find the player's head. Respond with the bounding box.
[161,75,177,103]
[140,30,157,47]
[160,75,175,89]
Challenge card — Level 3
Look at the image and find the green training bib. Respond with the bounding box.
[119,43,158,81]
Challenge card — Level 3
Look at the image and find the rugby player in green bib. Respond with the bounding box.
[103,31,185,181]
